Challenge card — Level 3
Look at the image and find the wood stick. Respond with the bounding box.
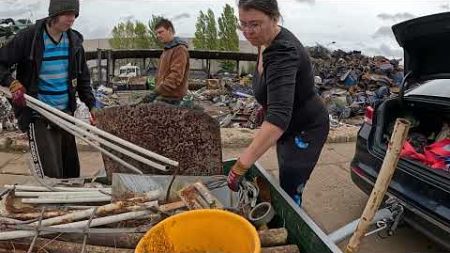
[159,201,186,212]
[30,197,157,227]
[261,245,300,253]
[0,238,134,253]
[259,228,288,247]
[346,118,410,253]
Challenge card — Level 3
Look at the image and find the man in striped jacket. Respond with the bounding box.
[0,0,96,179]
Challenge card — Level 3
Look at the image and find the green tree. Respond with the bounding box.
[193,11,207,49]
[109,20,151,49]
[205,9,218,50]
[218,4,239,72]
[218,4,239,51]
[193,9,219,51]
[148,15,164,49]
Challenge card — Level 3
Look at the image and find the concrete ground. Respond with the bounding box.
[0,142,445,252]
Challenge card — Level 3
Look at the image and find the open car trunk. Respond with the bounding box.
[374,97,450,179]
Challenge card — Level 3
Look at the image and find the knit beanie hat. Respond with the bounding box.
[48,0,80,18]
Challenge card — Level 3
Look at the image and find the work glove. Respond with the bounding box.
[89,108,98,126]
[227,159,248,192]
[9,80,26,107]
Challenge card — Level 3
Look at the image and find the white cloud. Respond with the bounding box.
[372,26,395,39]
[294,0,315,5]
[377,12,416,21]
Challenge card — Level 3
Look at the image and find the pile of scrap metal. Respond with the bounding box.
[189,78,263,129]
[0,92,17,133]
[0,18,32,47]
[308,45,402,124]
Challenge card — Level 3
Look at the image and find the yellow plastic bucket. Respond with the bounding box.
[135,209,261,253]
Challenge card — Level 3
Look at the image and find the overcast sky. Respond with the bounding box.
[2,0,450,58]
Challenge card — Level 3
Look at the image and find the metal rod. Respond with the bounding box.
[32,105,165,172]
[24,92,178,167]
[15,191,110,198]
[328,208,393,244]
[31,107,144,175]
[5,185,111,192]
[26,207,45,253]
[0,85,177,167]
[21,196,111,204]
[0,210,152,240]
[80,207,97,253]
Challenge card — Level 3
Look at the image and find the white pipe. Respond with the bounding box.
[32,106,144,174]
[32,105,166,172]
[24,93,178,167]
[0,210,152,240]
[21,196,112,204]
[15,191,109,198]
[5,185,112,192]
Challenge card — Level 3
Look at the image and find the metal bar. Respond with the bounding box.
[85,49,257,61]
[0,210,153,240]
[97,48,102,85]
[0,85,178,167]
[5,185,111,192]
[26,207,45,253]
[328,208,394,244]
[21,196,111,204]
[32,105,162,172]
[80,207,97,253]
[33,107,144,174]
[15,191,110,198]
[26,95,177,167]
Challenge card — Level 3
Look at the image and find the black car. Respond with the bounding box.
[350,12,450,250]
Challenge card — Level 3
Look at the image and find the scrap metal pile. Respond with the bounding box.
[309,45,403,123]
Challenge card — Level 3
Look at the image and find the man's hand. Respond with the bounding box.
[9,80,26,107]
[89,108,98,126]
[227,159,248,192]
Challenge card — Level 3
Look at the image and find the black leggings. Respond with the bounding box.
[276,121,329,198]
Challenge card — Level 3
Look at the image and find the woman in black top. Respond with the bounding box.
[227,0,329,205]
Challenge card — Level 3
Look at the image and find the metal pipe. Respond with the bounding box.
[32,105,165,172]
[0,85,178,167]
[0,210,152,240]
[5,185,112,192]
[25,94,178,167]
[328,208,393,244]
[21,196,112,204]
[31,107,144,175]
[15,191,109,198]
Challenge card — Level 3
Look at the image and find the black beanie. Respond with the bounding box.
[48,0,80,18]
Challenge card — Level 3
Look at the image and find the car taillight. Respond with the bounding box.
[364,106,374,125]
[352,166,366,178]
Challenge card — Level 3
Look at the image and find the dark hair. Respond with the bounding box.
[238,0,281,19]
[46,16,58,28]
[154,18,175,33]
